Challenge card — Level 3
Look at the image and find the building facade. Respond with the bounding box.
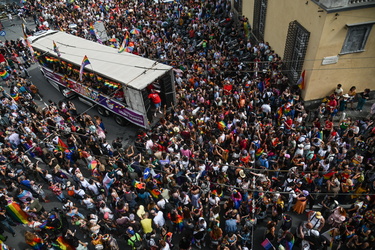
[235,0,375,101]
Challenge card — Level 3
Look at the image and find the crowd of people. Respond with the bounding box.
[0,0,374,250]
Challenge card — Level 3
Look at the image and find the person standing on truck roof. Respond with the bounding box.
[148,88,162,117]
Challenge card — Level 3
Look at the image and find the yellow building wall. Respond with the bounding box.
[242,0,255,24]
[263,0,327,101]
[306,7,375,100]
[241,0,375,100]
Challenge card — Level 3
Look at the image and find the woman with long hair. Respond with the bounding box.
[209,224,223,248]
[327,174,341,197]
[293,190,309,214]
[168,209,184,234]
[328,206,347,228]
[24,231,45,250]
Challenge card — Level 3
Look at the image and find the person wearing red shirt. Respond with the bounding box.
[324,118,333,140]
[148,89,162,116]
[284,116,293,133]
[327,96,338,117]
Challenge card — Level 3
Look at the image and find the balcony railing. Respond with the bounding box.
[349,0,375,4]
[314,0,375,10]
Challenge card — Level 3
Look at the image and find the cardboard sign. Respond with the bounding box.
[93,21,109,42]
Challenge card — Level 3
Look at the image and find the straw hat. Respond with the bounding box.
[315,211,323,219]
[239,170,246,178]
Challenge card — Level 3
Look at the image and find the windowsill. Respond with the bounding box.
[339,50,365,55]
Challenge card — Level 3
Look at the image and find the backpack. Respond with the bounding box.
[102,143,110,155]
[95,182,105,195]
[129,234,142,249]
[164,199,174,214]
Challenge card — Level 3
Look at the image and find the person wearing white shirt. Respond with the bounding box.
[151,210,165,228]
[157,198,168,210]
[261,103,271,114]
[209,194,220,207]
[294,144,304,158]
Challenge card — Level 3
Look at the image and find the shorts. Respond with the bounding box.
[154,102,161,108]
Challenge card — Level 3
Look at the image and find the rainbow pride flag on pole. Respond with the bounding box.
[53,41,61,57]
[79,55,91,81]
[6,202,29,224]
[57,138,68,151]
[118,31,129,53]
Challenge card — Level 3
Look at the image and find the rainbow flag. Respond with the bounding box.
[88,160,98,170]
[276,107,283,120]
[118,31,130,53]
[132,180,145,189]
[0,70,10,81]
[27,239,44,250]
[53,41,61,57]
[39,214,56,230]
[10,92,19,101]
[124,46,134,53]
[55,236,74,250]
[255,148,264,159]
[297,70,306,90]
[79,55,91,81]
[56,138,68,151]
[89,23,96,35]
[150,188,161,199]
[283,106,292,116]
[217,121,226,131]
[6,202,29,224]
[323,171,336,180]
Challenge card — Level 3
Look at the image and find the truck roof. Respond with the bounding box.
[28,30,172,90]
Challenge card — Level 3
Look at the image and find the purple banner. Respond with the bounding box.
[42,67,146,127]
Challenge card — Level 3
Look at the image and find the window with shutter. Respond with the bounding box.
[341,24,372,54]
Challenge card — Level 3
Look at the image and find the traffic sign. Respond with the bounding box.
[0,30,6,36]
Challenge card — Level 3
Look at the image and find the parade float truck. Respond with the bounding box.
[29,30,175,129]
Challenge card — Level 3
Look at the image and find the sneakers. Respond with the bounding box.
[12,233,16,237]
[158,110,162,113]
